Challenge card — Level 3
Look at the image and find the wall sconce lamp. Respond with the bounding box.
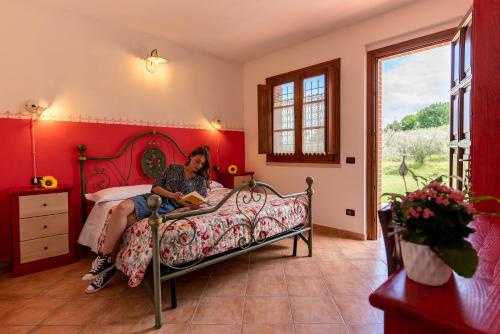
[25,100,48,119]
[25,100,49,185]
[146,49,167,73]
[210,117,222,171]
[210,117,222,130]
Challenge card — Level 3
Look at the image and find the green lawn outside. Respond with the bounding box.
[381,154,449,201]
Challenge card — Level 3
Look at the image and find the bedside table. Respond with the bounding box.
[9,184,75,276]
[217,172,254,189]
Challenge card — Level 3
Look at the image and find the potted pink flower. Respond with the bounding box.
[385,157,500,285]
[388,180,479,285]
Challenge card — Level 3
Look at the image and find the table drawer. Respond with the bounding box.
[234,175,253,188]
[20,234,69,263]
[19,193,68,218]
[20,213,68,241]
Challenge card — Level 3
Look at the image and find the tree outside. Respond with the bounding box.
[382,102,450,198]
[385,102,449,132]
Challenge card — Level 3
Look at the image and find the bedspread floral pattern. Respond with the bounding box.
[97,189,308,287]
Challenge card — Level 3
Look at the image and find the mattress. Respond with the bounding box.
[97,188,308,287]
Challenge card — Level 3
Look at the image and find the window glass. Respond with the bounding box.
[302,75,325,153]
[273,82,295,153]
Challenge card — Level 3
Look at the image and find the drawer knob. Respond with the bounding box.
[42,203,48,207]
[43,225,48,229]
[44,246,48,250]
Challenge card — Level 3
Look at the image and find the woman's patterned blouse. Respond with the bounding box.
[152,164,208,199]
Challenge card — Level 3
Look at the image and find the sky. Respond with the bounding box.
[381,45,450,127]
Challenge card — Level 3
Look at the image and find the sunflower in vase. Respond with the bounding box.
[40,175,58,189]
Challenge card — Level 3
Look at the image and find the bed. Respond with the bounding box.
[77,130,313,329]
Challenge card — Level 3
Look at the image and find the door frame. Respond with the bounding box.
[366,28,456,240]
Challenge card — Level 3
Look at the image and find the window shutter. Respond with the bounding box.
[258,84,272,154]
[326,63,340,155]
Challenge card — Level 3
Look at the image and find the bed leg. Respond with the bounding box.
[170,279,177,309]
[308,229,313,257]
[306,176,314,257]
[292,235,298,256]
[148,195,164,329]
[151,224,163,329]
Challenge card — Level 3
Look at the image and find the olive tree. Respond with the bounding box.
[383,126,449,164]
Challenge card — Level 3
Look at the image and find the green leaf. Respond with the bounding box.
[448,175,465,184]
[475,211,500,217]
[381,192,404,199]
[408,234,427,244]
[468,195,500,203]
[431,242,478,278]
[431,175,444,183]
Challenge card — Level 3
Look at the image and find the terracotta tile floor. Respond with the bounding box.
[0,230,386,333]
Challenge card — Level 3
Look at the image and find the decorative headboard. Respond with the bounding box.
[77,130,188,222]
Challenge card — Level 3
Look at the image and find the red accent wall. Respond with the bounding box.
[471,0,500,213]
[0,118,245,260]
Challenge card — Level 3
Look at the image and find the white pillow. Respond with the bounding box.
[209,181,224,190]
[85,184,152,204]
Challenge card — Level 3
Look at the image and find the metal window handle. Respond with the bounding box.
[459,158,471,162]
[44,246,48,250]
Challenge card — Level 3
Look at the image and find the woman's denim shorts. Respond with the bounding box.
[131,194,180,220]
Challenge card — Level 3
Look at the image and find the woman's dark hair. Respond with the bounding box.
[185,146,211,184]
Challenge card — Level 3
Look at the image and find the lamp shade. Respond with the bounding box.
[146,49,167,73]
[210,117,222,130]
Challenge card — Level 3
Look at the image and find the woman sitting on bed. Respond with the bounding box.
[82,146,211,293]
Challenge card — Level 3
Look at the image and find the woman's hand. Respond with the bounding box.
[152,186,182,201]
[172,192,184,201]
[189,203,208,210]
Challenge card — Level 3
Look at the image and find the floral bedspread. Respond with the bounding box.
[97,188,308,287]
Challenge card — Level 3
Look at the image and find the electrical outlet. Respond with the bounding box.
[346,157,355,164]
[346,209,355,216]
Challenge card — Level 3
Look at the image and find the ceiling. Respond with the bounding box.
[39,0,417,62]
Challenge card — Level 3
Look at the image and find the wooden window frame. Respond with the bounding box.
[449,10,473,191]
[366,28,456,240]
[258,58,341,164]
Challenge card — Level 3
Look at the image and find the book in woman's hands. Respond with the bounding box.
[176,191,206,206]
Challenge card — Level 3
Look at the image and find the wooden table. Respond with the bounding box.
[369,269,499,333]
[9,184,76,276]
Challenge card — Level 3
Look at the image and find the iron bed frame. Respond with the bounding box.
[77,130,314,329]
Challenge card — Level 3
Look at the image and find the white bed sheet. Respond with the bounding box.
[78,200,122,253]
[77,188,225,253]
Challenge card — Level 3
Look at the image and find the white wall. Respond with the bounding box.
[0,1,243,130]
[243,0,471,236]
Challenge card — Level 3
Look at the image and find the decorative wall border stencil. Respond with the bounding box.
[0,110,243,131]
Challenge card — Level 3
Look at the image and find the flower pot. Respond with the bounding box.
[400,239,452,286]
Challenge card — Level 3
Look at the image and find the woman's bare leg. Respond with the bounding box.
[109,212,138,258]
[100,199,135,255]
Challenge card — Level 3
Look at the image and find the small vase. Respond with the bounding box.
[400,239,452,286]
